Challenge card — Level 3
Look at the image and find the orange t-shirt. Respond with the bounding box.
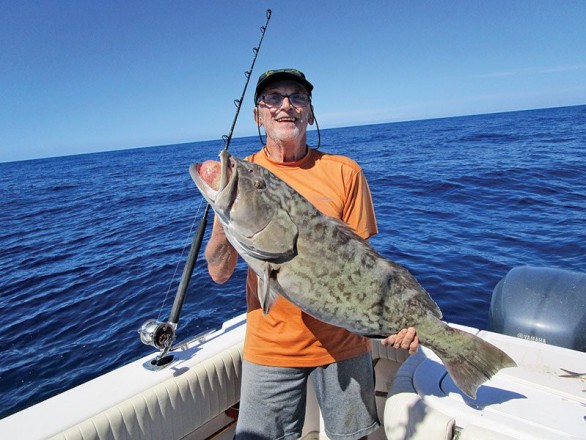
[243,147,378,367]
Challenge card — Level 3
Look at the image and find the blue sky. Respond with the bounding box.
[1,0,585,163]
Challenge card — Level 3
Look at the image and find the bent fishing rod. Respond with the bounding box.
[138,9,272,369]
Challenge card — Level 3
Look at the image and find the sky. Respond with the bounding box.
[1,1,585,163]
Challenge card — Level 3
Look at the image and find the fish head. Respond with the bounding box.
[190,150,298,262]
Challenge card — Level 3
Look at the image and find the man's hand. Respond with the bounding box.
[380,327,419,354]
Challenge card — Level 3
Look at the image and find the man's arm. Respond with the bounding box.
[204,216,238,284]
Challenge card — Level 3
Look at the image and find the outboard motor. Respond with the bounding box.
[488,265,586,352]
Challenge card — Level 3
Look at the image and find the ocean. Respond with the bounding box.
[1,105,585,419]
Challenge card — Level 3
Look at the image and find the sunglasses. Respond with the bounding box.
[256,93,310,108]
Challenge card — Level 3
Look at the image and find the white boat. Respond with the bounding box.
[1,266,584,440]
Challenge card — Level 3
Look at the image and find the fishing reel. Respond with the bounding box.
[138,319,176,370]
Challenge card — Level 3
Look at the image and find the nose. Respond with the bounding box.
[279,95,293,110]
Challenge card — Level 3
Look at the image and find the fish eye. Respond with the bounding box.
[254,179,266,189]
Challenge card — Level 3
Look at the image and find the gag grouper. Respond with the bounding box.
[190,150,516,399]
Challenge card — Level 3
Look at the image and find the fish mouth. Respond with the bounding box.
[189,150,236,204]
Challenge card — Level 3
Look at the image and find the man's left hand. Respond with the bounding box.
[380,327,419,354]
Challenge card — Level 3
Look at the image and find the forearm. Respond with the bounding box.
[205,216,238,283]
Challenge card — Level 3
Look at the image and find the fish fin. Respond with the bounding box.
[416,288,442,319]
[258,264,279,315]
[428,324,517,399]
[390,264,443,319]
[241,210,298,262]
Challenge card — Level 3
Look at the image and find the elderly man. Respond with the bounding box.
[205,68,418,440]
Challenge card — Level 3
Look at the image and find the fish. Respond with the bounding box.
[190,150,517,399]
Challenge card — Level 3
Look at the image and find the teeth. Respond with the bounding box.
[276,117,296,122]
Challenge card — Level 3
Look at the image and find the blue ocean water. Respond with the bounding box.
[1,105,585,419]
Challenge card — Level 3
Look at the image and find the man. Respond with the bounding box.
[205,68,419,439]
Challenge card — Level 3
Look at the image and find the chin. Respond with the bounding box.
[275,127,305,141]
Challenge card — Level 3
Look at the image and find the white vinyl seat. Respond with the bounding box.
[50,343,243,440]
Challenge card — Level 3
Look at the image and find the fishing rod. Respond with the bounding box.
[138,9,272,369]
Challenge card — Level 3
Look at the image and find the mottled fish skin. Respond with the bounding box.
[190,151,517,399]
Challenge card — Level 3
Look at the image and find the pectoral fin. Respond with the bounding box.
[258,264,279,315]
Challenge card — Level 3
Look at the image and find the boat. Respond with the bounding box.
[1,265,584,440]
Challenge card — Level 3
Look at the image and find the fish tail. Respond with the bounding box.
[430,326,517,399]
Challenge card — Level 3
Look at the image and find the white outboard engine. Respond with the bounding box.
[488,265,586,352]
[488,266,586,352]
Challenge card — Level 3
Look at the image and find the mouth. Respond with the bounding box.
[275,116,299,123]
[189,151,235,203]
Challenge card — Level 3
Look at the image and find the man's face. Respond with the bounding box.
[254,80,313,145]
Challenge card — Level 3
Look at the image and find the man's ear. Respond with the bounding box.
[308,104,315,125]
[254,107,263,127]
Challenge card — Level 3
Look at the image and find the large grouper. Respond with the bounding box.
[190,150,516,399]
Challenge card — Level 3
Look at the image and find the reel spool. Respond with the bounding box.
[138,319,176,370]
[139,319,175,349]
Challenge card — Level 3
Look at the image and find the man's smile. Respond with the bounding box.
[275,116,298,122]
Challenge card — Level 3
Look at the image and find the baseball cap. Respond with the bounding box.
[254,68,314,103]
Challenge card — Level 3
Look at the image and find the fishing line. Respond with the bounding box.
[156,197,206,322]
[139,9,272,367]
